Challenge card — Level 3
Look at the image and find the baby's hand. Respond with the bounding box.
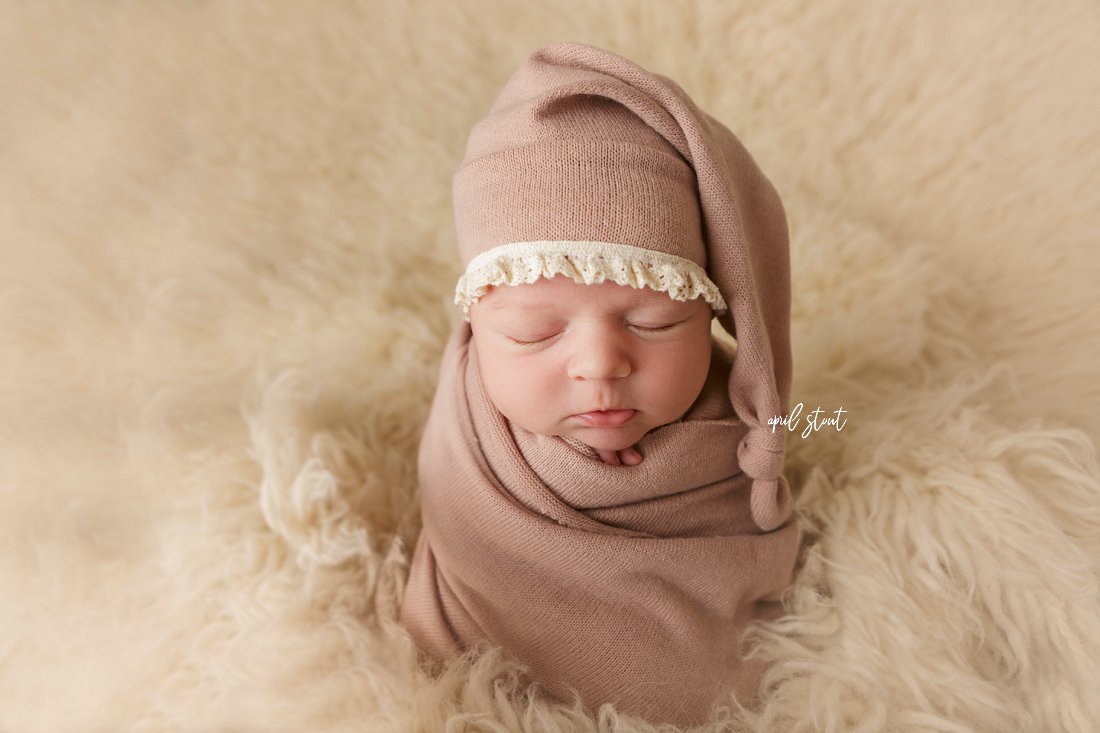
[595,445,643,466]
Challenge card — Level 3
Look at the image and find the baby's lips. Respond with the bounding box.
[572,409,637,427]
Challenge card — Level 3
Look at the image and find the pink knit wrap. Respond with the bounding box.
[401,325,801,725]
[398,41,802,726]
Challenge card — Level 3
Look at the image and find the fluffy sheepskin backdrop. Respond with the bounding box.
[2,1,1099,731]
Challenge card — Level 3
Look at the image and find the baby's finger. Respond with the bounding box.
[620,446,643,466]
[596,448,621,465]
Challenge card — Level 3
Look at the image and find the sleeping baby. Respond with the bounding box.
[399,41,803,728]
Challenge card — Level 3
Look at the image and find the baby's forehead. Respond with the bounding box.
[477,276,691,314]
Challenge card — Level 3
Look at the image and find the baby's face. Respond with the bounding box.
[468,274,713,454]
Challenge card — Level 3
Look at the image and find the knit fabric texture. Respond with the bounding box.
[400,40,802,726]
[400,326,802,726]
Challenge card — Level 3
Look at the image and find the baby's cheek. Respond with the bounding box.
[648,347,697,383]
[648,344,710,412]
[481,352,559,429]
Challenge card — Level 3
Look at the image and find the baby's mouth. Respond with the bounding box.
[572,409,637,427]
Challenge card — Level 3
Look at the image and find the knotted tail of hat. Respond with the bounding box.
[453,42,794,532]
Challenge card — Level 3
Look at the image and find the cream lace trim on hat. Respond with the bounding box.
[455,240,727,317]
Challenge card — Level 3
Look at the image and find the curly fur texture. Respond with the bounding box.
[2,1,1099,731]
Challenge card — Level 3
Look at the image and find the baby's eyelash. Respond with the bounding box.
[506,322,680,346]
[507,335,554,346]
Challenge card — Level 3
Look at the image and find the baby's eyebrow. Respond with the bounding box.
[484,299,545,311]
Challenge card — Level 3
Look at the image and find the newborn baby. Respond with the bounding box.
[399,41,802,728]
[469,273,713,468]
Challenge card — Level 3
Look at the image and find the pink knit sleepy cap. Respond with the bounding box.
[451,41,794,532]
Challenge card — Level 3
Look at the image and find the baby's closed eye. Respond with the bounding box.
[506,331,562,346]
[628,320,683,332]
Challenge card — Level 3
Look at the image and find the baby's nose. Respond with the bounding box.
[567,332,632,381]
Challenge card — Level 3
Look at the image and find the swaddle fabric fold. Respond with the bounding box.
[401,326,801,726]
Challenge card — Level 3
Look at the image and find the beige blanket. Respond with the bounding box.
[4,3,1099,731]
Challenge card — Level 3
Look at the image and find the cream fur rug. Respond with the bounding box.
[3,2,1099,731]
